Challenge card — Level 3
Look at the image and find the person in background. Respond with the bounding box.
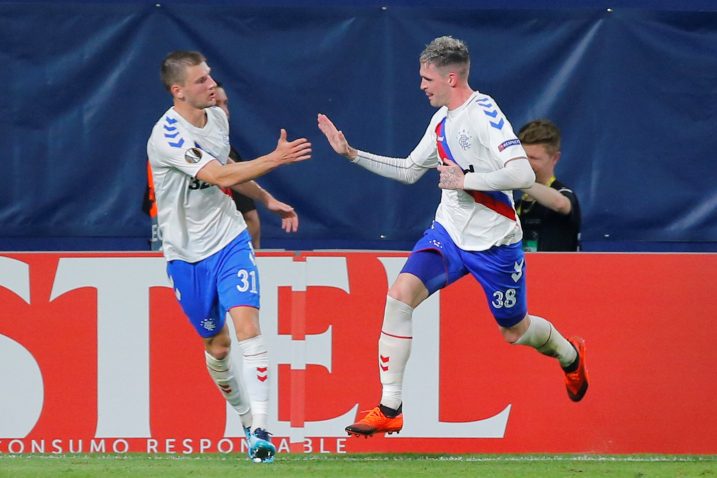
[147,50,311,462]
[317,36,588,439]
[143,161,162,251]
[516,119,581,251]
[215,82,263,249]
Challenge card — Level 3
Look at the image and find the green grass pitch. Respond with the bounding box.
[0,454,715,477]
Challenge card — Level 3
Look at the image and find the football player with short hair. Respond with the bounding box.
[148,50,311,462]
[317,36,588,438]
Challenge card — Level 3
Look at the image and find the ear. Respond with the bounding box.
[552,151,561,165]
[447,72,458,87]
[170,84,184,100]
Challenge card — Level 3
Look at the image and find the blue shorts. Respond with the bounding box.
[166,231,260,338]
[401,222,527,327]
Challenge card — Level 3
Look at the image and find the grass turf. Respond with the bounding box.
[0,453,715,477]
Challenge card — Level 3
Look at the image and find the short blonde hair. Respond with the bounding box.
[160,51,206,92]
[419,36,470,79]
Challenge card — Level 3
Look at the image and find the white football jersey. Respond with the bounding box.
[408,91,526,250]
[147,106,246,262]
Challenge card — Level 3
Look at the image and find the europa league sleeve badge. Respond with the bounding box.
[184,147,203,164]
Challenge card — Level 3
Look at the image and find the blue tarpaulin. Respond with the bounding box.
[1,2,715,251]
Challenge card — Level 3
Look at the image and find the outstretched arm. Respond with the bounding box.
[197,129,311,188]
[317,113,428,184]
[317,114,357,160]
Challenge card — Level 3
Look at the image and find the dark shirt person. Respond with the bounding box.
[516,119,580,251]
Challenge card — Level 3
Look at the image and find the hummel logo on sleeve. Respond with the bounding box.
[476,97,505,130]
[163,117,185,148]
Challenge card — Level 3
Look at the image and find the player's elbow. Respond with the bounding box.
[399,176,419,185]
[515,167,535,189]
[196,161,231,188]
[506,158,535,189]
[199,171,232,189]
[215,172,240,189]
[553,195,573,215]
[399,166,426,184]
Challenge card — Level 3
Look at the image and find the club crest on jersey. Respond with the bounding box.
[184,147,203,164]
[458,128,472,150]
[498,138,521,152]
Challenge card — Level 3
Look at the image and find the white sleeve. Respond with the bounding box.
[149,122,216,178]
[463,157,535,191]
[349,113,442,184]
[352,150,429,184]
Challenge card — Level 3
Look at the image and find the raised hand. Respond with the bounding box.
[274,129,312,164]
[317,114,356,160]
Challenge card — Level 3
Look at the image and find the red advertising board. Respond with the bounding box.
[0,252,715,455]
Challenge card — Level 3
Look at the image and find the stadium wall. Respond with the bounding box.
[1,3,716,252]
[1,251,715,454]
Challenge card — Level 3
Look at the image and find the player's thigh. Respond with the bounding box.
[463,242,527,328]
[216,231,261,319]
[399,222,468,303]
[166,259,225,338]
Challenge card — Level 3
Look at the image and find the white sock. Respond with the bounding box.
[238,335,270,431]
[204,351,252,428]
[515,315,577,368]
[379,296,413,411]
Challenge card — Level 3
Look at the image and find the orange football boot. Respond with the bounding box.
[345,405,403,437]
[564,336,589,402]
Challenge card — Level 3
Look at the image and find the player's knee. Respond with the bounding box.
[388,276,429,308]
[204,332,232,359]
[228,306,260,340]
[205,344,231,360]
[387,287,406,304]
[234,322,260,341]
[501,328,520,344]
[500,315,530,344]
